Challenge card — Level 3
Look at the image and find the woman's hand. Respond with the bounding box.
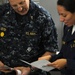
[38,55,51,61]
[47,59,67,69]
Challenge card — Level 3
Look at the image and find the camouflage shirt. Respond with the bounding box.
[0,0,58,67]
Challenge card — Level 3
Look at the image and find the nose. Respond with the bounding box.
[17,5,23,11]
[60,16,65,22]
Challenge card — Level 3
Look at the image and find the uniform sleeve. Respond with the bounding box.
[66,59,75,70]
[50,51,63,62]
[42,15,58,53]
[0,3,9,18]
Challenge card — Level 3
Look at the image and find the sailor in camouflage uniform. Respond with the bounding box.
[0,0,58,75]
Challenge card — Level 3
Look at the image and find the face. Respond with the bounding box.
[57,5,75,27]
[9,0,30,15]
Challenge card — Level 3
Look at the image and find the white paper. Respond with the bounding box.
[20,59,54,72]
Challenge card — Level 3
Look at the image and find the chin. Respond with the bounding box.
[19,12,27,15]
[20,13,26,15]
[17,10,28,15]
[66,24,73,27]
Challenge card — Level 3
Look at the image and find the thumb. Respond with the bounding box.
[21,70,29,75]
[47,62,54,66]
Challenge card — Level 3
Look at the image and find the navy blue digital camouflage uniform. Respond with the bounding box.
[0,0,58,75]
[50,25,75,75]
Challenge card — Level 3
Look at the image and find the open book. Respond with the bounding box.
[20,59,54,72]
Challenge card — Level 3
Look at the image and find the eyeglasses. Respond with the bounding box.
[11,0,26,9]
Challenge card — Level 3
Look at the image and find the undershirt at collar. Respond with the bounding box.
[72,25,75,34]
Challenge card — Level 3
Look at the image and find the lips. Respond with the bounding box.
[21,7,25,11]
[64,22,69,25]
[64,21,68,25]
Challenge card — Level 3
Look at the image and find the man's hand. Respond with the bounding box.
[38,55,51,61]
[47,59,67,69]
[14,66,31,75]
[0,61,4,68]
[0,61,12,73]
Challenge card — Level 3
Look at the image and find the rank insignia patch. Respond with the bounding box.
[0,32,4,37]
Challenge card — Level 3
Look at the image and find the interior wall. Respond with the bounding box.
[0,0,7,4]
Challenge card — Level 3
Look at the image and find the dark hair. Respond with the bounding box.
[57,0,75,13]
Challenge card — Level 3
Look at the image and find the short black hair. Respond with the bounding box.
[57,0,75,13]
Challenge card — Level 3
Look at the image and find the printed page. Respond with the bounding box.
[20,59,54,72]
